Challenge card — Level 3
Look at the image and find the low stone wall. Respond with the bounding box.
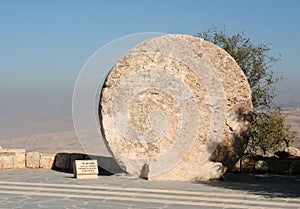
[2,148,298,176]
[0,149,123,174]
[26,152,55,169]
[229,157,300,174]
[0,149,55,169]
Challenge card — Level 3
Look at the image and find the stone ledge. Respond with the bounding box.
[0,149,55,170]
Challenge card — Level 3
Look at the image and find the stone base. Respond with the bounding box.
[149,162,224,182]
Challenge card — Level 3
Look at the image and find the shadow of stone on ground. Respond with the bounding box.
[200,173,300,198]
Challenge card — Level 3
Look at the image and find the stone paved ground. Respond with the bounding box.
[0,169,299,209]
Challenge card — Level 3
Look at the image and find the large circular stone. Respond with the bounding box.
[99,34,252,180]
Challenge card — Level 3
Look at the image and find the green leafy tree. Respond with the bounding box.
[196,28,295,156]
[250,109,296,155]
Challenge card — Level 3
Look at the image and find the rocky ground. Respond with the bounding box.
[282,108,300,148]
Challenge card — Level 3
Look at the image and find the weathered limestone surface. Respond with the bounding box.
[26,152,40,168]
[284,147,300,157]
[1,154,15,169]
[0,149,25,169]
[14,149,26,168]
[100,34,252,181]
[40,153,55,169]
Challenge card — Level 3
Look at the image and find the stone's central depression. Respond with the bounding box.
[99,34,253,181]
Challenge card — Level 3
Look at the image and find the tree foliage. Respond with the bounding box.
[250,109,296,155]
[197,28,280,109]
[196,28,295,156]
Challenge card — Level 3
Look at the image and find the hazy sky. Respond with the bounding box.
[1,0,300,105]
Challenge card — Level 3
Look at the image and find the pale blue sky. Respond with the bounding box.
[1,0,300,105]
